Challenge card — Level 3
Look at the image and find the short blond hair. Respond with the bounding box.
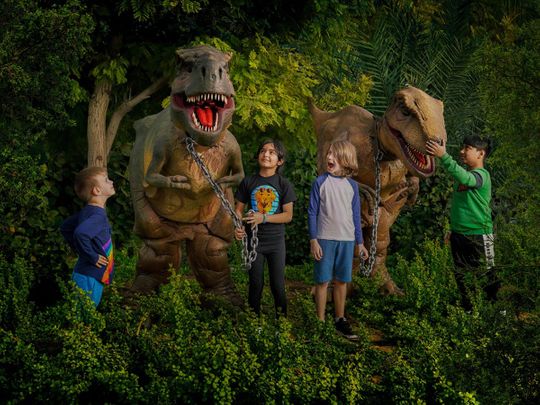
[74,167,107,202]
[329,140,358,177]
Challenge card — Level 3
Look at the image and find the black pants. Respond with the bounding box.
[248,239,287,316]
[450,232,499,310]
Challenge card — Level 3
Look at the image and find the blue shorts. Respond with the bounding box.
[72,272,104,307]
[313,239,355,284]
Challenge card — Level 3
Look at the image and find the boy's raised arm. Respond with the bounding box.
[426,140,478,187]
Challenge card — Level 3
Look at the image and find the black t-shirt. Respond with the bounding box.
[234,173,296,243]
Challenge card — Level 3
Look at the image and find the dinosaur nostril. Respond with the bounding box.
[219,68,223,79]
[201,66,206,77]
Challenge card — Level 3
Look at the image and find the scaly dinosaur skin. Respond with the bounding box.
[129,46,244,304]
[309,86,446,295]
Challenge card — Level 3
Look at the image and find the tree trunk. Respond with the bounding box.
[86,75,168,168]
[105,75,168,158]
[87,79,112,168]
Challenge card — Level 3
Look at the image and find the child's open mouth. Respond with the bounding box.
[327,162,335,170]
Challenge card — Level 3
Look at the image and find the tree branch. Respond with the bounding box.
[105,75,169,158]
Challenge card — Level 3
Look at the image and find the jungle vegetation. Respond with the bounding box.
[1,0,538,402]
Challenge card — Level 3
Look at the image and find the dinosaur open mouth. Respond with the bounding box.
[388,125,434,175]
[172,92,234,132]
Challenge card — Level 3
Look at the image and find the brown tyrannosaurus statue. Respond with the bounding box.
[309,86,447,295]
[128,45,244,304]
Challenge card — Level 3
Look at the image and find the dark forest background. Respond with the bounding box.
[1,0,538,402]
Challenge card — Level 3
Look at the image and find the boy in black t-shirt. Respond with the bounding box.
[234,139,296,316]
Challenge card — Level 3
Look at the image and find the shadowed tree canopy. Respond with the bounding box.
[0,1,539,403]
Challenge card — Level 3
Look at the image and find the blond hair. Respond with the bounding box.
[329,140,358,177]
[74,167,107,202]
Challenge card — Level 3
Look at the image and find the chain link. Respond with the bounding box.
[185,137,258,270]
[360,134,382,276]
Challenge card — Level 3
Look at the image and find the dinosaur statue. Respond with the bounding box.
[128,45,244,304]
[309,86,446,295]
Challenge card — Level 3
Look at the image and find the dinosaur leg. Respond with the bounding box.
[129,202,190,294]
[368,206,405,296]
[130,236,182,294]
[186,231,242,306]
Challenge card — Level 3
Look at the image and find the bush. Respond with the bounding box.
[1,239,538,403]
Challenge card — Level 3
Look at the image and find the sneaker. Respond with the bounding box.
[335,317,359,340]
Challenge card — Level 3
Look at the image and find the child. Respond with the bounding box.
[426,136,498,310]
[60,167,116,307]
[234,139,296,316]
[308,140,369,339]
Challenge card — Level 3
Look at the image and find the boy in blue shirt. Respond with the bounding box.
[308,140,368,339]
[60,167,116,307]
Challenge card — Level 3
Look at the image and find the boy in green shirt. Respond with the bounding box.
[426,135,498,310]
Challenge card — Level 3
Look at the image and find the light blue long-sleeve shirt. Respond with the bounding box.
[308,173,363,244]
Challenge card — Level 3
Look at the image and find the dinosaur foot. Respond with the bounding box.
[379,280,405,297]
[127,274,163,295]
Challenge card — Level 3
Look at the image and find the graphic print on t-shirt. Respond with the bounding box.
[251,185,280,214]
[100,238,114,285]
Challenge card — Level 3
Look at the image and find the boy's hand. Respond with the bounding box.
[234,226,246,241]
[310,239,323,261]
[243,211,264,226]
[355,243,369,260]
[96,254,109,267]
[425,139,446,158]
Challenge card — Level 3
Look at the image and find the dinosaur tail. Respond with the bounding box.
[307,98,334,135]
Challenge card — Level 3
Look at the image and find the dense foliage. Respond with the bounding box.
[1,0,539,402]
[1,241,537,403]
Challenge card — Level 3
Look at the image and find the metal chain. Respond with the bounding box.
[185,136,258,270]
[360,134,382,276]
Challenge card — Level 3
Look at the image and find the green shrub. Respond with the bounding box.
[1,240,537,403]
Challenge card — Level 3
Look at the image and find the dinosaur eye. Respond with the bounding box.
[178,60,193,73]
[400,104,411,116]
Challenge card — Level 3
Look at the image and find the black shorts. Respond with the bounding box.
[450,232,495,270]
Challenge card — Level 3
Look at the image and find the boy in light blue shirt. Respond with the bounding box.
[308,140,368,339]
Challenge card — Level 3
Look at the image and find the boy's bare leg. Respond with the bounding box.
[315,282,329,320]
[333,280,347,319]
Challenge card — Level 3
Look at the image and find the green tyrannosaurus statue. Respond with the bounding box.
[128,45,244,304]
[309,86,447,294]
